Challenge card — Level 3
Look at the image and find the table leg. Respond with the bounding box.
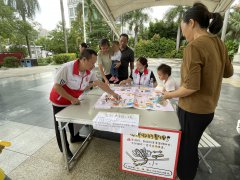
[58,121,69,171]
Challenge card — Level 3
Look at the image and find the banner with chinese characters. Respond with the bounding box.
[120,127,181,179]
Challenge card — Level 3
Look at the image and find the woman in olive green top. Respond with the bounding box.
[163,3,233,180]
[97,38,112,84]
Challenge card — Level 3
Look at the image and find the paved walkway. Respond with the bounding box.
[0,59,239,180]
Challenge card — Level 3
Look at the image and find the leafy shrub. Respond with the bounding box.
[37,57,53,65]
[52,53,76,64]
[8,45,28,57]
[135,34,176,58]
[44,56,53,64]
[169,46,184,59]
[225,40,238,61]
[3,56,20,68]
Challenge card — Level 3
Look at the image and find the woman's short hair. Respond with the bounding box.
[183,2,223,34]
[137,57,148,68]
[99,38,110,47]
[157,64,172,76]
[79,48,97,60]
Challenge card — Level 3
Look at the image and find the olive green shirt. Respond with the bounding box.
[97,51,111,75]
[179,34,233,114]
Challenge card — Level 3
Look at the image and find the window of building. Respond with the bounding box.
[69,8,74,17]
[74,7,78,16]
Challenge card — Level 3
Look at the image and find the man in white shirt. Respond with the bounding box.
[49,49,120,158]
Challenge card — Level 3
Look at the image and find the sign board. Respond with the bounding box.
[120,127,181,179]
[93,112,139,134]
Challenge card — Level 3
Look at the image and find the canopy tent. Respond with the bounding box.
[92,0,234,37]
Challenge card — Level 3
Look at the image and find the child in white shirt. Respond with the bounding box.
[109,41,121,83]
[157,64,178,92]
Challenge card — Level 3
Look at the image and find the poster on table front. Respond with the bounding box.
[120,127,181,179]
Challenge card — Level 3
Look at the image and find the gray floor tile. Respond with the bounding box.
[213,135,240,165]
[0,149,29,174]
[0,121,33,141]
[32,138,65,165]
[7,126,55,155]
[196,160,236,180]
[27,82,53,93]
[8,156,71,180]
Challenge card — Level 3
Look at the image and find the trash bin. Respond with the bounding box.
[24,59,38,67]
[20,60,27,67]
[26,60,31,67]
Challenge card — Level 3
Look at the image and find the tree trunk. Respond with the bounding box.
[121,15,124,33]
[90,21,92,33]
[25,35,32,58]
[176,25,181,52]
[134,26,138,46]
[22,15,32,58]
[60,0,68,53]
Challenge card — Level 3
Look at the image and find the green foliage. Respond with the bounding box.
[135,35,176,58]
[34,1,114,54]
[52,53,76,64]
[6,0,40,20]
[169,47,184,59]
[8,45,28,57]
[34,37,50,50]
[164,6,188,24]
[128,37,135,49]
[37,57,53,65]
[41,23,82,54]
[148,21,178,40]
[226,6,240,42]
[225,40,239,60]
[0,0,15,39]
[6,0,40,57]
[122,9,150,46]
[88,19,112,51]
[3,56,20,67]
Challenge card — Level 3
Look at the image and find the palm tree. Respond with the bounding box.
[124,9,149,46]
[164,6,188,51]
[7,0,40,58]
[77,0,99,33]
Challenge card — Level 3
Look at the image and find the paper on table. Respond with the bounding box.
[93,112,139,135]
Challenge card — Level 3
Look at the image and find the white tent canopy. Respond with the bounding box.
[92,0,234,36]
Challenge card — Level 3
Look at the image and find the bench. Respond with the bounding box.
[198,132,221,173]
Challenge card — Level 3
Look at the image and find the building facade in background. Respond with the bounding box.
[67,0,82,23]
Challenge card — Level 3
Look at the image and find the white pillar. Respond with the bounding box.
[221,8,230,42]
